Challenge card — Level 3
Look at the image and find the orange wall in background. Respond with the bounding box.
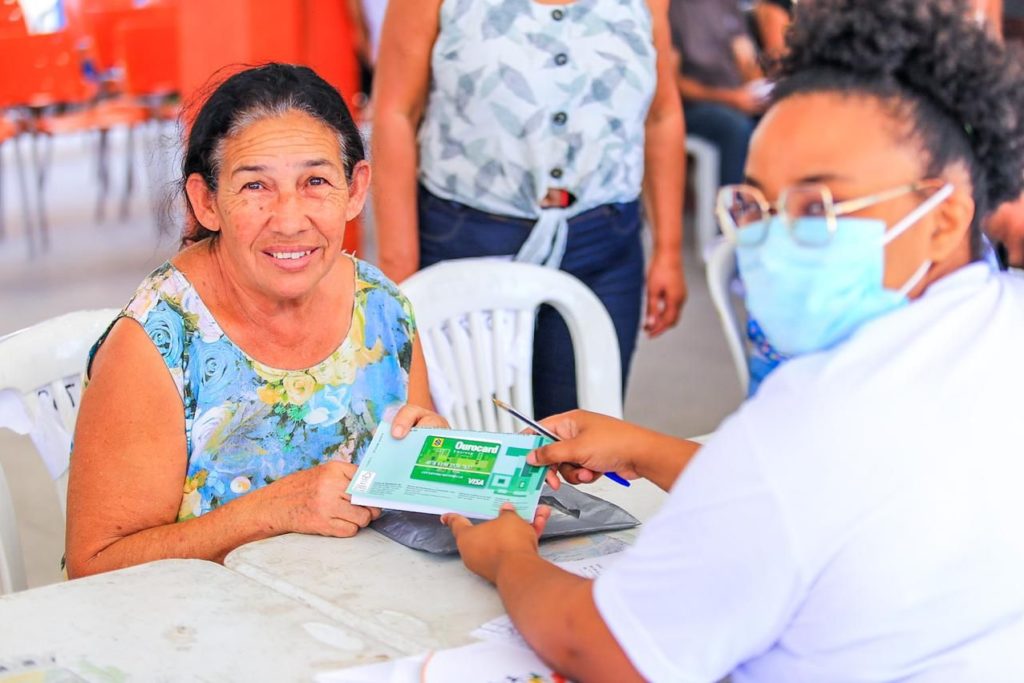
[178,0,359,112]
[177,0,362,253]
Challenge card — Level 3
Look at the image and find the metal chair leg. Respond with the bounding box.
[95,128,109,224]
[12,135,37,259]
[29,131,50,252]
[120,125,135,222]
[142,120,163,232]
[40,134,52,251]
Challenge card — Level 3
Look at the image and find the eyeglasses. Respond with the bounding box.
[715,180,946,247]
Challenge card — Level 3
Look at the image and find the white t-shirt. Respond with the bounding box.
[595,263,1024,683]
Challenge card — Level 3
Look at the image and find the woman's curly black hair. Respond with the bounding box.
[775,0,1024,256]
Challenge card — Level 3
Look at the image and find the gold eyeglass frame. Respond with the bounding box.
[715,179,945,246]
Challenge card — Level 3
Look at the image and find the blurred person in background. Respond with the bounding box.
[753,0,793,69]
[65,65,445,578]
[986,194,1024,268]
[971,0,1024,269]
[669,0,769,187]
[348,0,390,107]
[439,2,1024,680]
[372,0,687,419]
[973,0,1004,35]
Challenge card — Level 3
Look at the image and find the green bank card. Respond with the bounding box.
[347,423,550,520]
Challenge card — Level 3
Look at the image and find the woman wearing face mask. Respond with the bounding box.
[429,1,1024,680]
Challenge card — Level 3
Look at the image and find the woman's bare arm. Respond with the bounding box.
[65,319,377,578]
[642,0,688,337]
[371,0,443,282]
[407,335,434,409]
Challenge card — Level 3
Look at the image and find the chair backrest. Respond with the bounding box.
[82,6,140,74]
[118,8,180,97]
[0,308,119,594]
[0,0,28,38]
[705,238,749,396]
[686,135,722,263]
[400,260,623,432]
[0,32,94,108]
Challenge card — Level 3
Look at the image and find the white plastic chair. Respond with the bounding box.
[0,308,118,594]
[401,260,623,432]
[705,238,749,396]
[686,135,722,263]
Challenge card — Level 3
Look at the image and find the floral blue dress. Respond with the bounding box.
[87,257,416,521]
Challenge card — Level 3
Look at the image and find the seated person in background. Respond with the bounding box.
[669,0,768,185]
[971,0,1024,268]
[435,1,1024,680]
[753,0,793,69]
[65,64,445,578]
[986,196,1024,268]
[973,0,1004,35]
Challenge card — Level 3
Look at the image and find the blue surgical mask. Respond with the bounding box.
[736,184,953,356]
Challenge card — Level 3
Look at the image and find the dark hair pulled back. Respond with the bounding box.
[180,63,365,246]
[774,0,1024,255]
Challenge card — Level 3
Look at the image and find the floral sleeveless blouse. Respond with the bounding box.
[89,257,416,521]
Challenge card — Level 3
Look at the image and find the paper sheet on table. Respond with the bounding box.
[313,653,427,683]
[0,388,72,480]
[470,553,625,648]
[0,653,87,682]
[422,641,564,683]
[317,555,621,683]
[315,641,564,683]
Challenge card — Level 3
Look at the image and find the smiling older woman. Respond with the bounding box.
[64,64,444,578]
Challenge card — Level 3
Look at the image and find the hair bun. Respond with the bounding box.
[780,0,1024,209]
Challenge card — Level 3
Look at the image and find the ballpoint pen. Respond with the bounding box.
[491,397,631,488]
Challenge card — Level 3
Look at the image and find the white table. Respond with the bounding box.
[0,559,403,682]
[224,478,667,655]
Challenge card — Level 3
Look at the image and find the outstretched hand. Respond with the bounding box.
[528,410,643,486]
[390,403,450,438]
[441,503,552,584]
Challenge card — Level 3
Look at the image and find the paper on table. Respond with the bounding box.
[0,652,88,682]
[315,641,564,683]
[470,553,624,648]
[318,555,622,683]
[422,641,565,683]
[313,653,427,683]
[553,554,623,580]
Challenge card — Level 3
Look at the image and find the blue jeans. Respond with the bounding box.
[417,186,644,418]
[684,101,756,186]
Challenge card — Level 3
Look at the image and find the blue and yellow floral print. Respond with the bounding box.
[87,257,416,521]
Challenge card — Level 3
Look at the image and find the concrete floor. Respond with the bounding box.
[0,128,743,589]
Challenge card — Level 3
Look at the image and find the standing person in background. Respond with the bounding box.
[347,0,391,110]
[669,0,768,187]
[372,0,687,418]
[359,0,390,62]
